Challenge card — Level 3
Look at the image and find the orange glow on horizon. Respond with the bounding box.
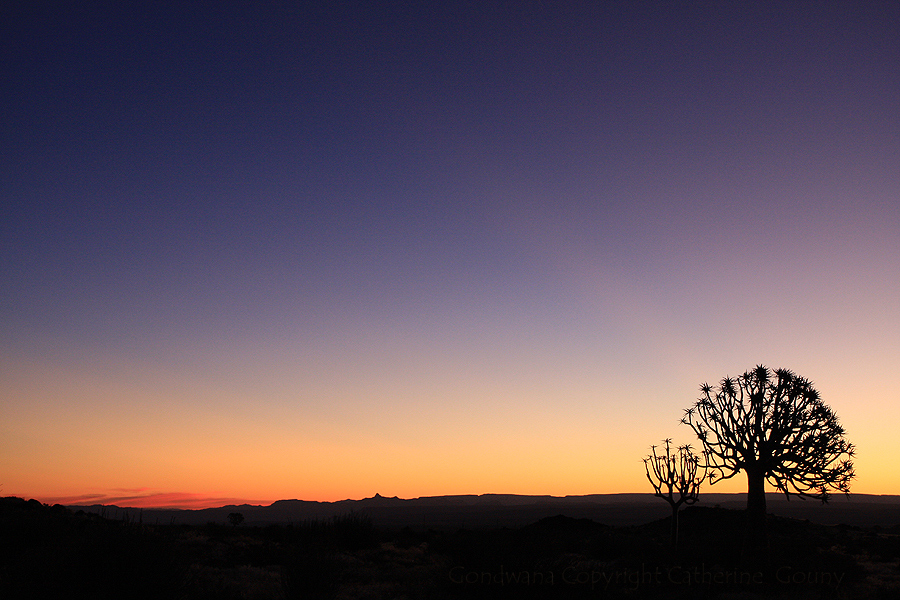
[18,468,896,511]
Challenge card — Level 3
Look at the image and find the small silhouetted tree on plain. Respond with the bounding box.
[644,439,707,549]
[682,365,855,548]
[228,512,244,527]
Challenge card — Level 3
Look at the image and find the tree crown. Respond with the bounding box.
[681,365,854,501]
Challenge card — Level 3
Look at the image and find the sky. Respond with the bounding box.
[2,1,898,509]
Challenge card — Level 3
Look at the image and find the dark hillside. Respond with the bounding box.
[65,493,900,529]
[4,496,899,599]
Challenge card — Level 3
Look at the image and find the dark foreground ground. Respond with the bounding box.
[2,496,899,599]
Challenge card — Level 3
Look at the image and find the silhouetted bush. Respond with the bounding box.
[280,550,342,600]
[0,498,186,599]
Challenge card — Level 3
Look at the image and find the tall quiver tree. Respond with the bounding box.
[682,366,855,546]
[644,439,707,550]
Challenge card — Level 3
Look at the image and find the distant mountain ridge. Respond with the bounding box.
[64,492,900,530]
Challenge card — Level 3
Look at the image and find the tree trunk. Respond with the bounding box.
[745,467,768,561]
[746,467,767,518]
[671,504,680,550]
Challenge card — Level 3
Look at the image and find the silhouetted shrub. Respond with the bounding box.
[0,498,186,599]
[281,550,342,600]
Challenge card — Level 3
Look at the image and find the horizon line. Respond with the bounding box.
[17,489,893,511]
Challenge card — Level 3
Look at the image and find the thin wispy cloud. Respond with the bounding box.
[40,491,263,510]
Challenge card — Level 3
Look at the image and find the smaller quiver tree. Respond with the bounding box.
[644,439,708,549]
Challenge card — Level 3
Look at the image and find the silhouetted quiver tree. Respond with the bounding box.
[681,365,855,547]
[643,439,707,549]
